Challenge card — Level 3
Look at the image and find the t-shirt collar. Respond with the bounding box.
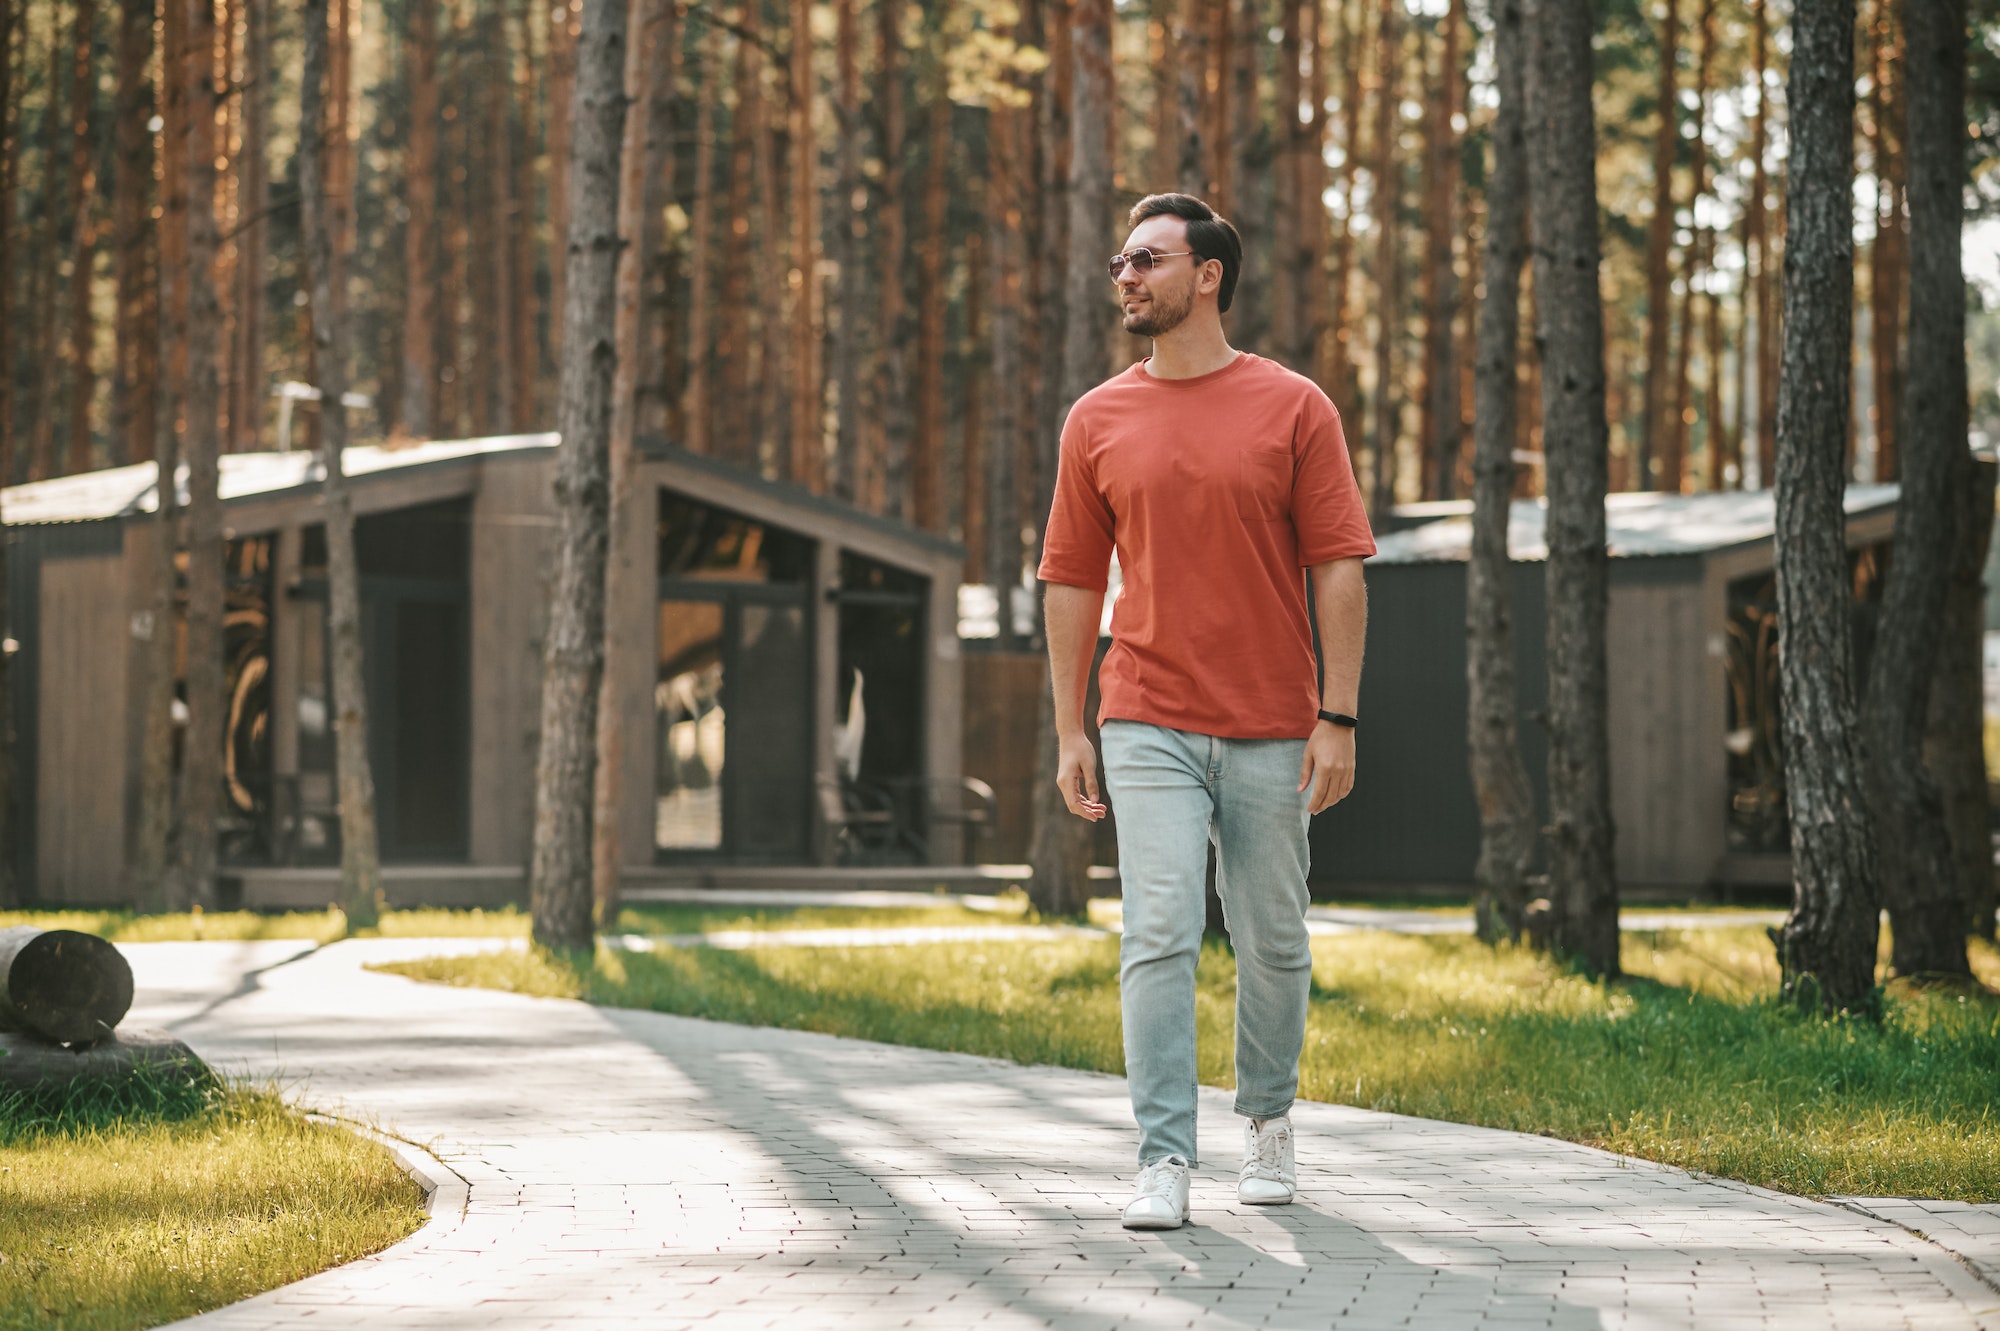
[1133,351,1251,388]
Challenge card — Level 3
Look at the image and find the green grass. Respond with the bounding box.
[376,927,2000,1202]
[0,1076,425,1331]
[0,897,1029,945]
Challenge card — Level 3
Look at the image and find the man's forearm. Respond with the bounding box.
[1045,582,1107,739]
[1312,558,1366,714]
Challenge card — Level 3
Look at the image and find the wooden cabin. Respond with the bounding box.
[6,435,965,908]
[1311,485,1904,899]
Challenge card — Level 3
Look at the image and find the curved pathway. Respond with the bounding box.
[124,937,1997,1331]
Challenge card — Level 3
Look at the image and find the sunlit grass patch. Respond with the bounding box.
[0,1082,425,1331]
[0,896,1031,947]
[378,924,2000,1202]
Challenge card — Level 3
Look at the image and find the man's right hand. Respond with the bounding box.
[1055,733,1107,821]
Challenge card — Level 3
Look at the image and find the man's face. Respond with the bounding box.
[1114,217,1201,338]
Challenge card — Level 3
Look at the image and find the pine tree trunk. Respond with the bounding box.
[1671,0,1713,492]
[27,11,65,484]
[1300,0,1328,379]
[112,0,153,465]
[1270,0,1301,365]
[1368,0,1399,514]
[399,0,439,439]
[1327,0,1362,411]
[134,0,187,907]
[1209,0,1231,210]
[1752,0,1778,487]
[875,0,910,519]
[175,0,226,912]
[753,2,789,469]
[1150,0,1178,190]
[830,0,861,500]
[63,0,98,475]
[228,0,267,453]
[789,0,820,491]
[1036,0,1072,510]
[299,0,382,929]
[509,0,538,432]
[594,0,666,925]
[912,35,949,531]
[1522,0,1617,976]
[485,8,519,430]
[984,105,1017,631]
[1930,460,1997,940]
[1771,0,1880,1011]
[1868,0,1904,480]
[716,17,757,468]
[1467,0,1534,944]
[529,0,627,952]
[635,0,677,441]
[1174,0,1206,192]
[1861,0,1972,979]
[1418,0,1461,499]
[1027,0,1111,919]
[1637,0,1677,492]
[1740,0,1768,486]
[680,19,718,454]
[547,0,576,374]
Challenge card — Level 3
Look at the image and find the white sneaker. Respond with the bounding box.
[1122,1154,1192,1229]
[1239,1116,1296,1204]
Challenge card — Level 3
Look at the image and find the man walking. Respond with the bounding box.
[1038,193,1373,1230]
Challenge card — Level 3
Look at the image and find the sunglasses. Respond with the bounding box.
[1107,247,1194,280]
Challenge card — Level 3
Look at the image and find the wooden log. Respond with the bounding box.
[0,927,136,1046]
[0,1028,207,1094]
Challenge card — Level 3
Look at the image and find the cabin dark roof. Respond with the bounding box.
[1368,484,1902,565]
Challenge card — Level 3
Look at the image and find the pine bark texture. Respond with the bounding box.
[1771,0,1880,1011]
[788,0,819,490]
[1522,0,1617,975]
[111,0,154,465]
[1638,0,1677,491]
[1028,0,1112,920]
[228,0,268,454]
[831,0,862,501]
[399,0,439,439]
[529,0,627,952]
[1418,0,1461,500]
[300,0,383,930]
[135,0,188,908]
[1368,0,1400,515]
[1467,0,1534,945]
[1868,0,1905,480]
[875,0,911,520]
[1862,0,1972,979]
[594,0,666,923]
[175,0,226,911]
[680,20,718,454]
[63,0,97,475]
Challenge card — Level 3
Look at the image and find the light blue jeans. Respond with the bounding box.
[1100,719,1314,1167]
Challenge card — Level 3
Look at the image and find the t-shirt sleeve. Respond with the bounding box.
[1036,411,1116,591]
[1291,392,1377,565]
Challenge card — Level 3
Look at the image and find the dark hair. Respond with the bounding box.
[1126,193,1243,314]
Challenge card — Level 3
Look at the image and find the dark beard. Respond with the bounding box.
[1122,285,1194,338]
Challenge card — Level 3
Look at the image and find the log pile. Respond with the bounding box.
[0,926,209,1096]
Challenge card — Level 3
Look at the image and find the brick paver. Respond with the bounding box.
[123,938,1998,1330]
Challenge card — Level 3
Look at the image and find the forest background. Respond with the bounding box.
[8,0,2000,580]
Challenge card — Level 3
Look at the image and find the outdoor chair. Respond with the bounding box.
[816,774,903,865]
[883,776,997,866]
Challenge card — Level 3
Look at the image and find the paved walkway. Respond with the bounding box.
[124,937,1998,1330]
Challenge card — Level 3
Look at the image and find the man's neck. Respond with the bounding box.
[1144,322,1237,381]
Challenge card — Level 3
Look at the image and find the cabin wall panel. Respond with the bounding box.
[468,456,558,866]
[37,555,131,903]
[1606,579,1713,887]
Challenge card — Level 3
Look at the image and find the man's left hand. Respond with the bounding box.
[1297,721,1356,814]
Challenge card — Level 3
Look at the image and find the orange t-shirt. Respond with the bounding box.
[1037,352,1376,740]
